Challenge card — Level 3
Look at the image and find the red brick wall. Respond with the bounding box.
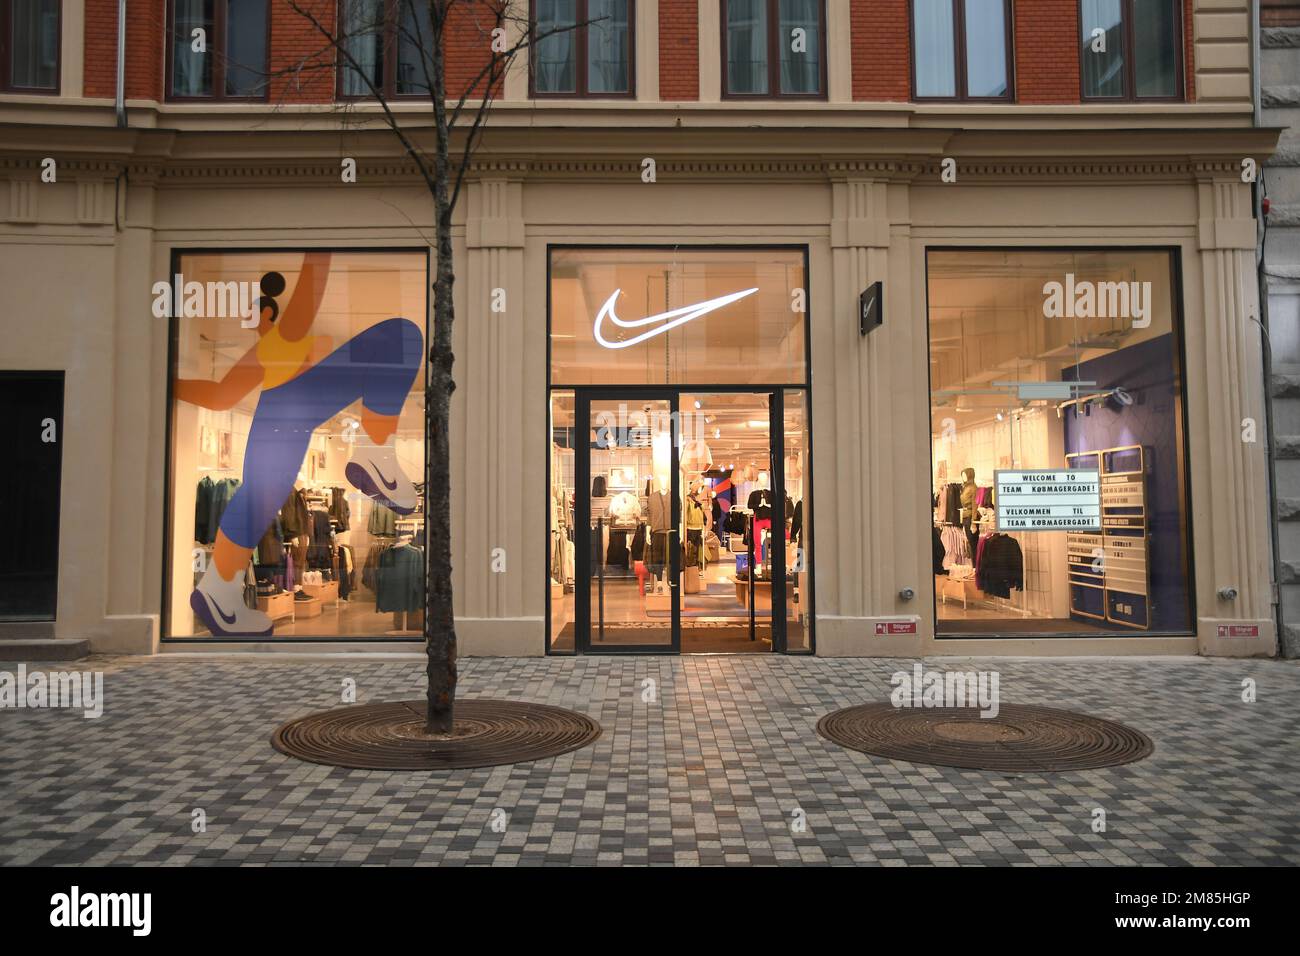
[1183,0,1196,101]
[1013,0,1079,104]
[444,1,503,101]
[852,0,910,101]
[270,0,335,103]
[84,0,164,100]
[659,0,698,100]
[83,0,500,104]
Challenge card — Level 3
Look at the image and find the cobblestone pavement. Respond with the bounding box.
[1,653,1297,866]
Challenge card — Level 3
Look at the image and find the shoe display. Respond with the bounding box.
[346,443,418,514]
[191,567,273,637]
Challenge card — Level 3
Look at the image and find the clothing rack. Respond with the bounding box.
[976,525,1032,617]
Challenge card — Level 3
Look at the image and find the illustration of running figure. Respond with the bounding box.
[175,252,423,636]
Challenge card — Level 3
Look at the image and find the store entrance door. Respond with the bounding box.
[571,388,791,655]
[576,392,681,653]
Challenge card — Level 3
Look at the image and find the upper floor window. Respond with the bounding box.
[169,0,269,100]
[723,0,825,99]
[911,0,1011,100]
[531,0,633,98]
[1,0,60,93]
[1080,0,1183,100]
[338,0,436,98]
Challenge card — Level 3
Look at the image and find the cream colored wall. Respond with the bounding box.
[1193,0,1253,104]
[0,123,1278,659]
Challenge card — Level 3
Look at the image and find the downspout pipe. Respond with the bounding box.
[115,0,126,127]
[1250,0,1283,650]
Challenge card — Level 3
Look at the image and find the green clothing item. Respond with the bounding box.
[376,544,423,612]
[684,497,706,530]
[960,481,976,527]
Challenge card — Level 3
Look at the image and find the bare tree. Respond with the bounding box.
[279,0,586,733]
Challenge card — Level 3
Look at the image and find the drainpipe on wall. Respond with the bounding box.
[1250,0,1284,648]
[115,0,126,127]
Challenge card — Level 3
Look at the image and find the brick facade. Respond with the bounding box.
[1013,0,1078,104]
[269,0,336,104]
[84,0,164,100]
[659,0,699,101]
[851,0,910,102]
[76,0,1201,106]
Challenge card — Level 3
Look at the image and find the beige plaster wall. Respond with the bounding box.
[0,123,1278,659]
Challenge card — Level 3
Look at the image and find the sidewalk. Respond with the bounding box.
[1,654,1297,866]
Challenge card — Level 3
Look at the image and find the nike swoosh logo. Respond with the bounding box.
[594,287,759,350]
[208,594,239,626]
[374,465,399,491]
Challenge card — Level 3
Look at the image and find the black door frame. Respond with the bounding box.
[576,388,681,654]
[572,385,790,655]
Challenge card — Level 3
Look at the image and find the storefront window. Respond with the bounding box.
[549,246,807,386]
[166,250,428,639]
[548,246,812,654]
[928,249,1192,636]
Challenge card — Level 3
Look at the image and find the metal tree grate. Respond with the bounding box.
[272,699,602,771]
[817,702,1153,772]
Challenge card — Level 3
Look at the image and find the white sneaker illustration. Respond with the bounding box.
[346,443,418,514]
[190,566,272,637]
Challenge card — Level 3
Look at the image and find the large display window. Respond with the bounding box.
[165,250,428,640]
[548,246,812,654]
[927,248,1193,636]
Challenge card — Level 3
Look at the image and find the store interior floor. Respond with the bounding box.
[936,616,1111,635]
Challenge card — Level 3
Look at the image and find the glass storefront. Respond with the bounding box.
[927,248,1193,636]
[548,247,813,653]
[166,249,428,639]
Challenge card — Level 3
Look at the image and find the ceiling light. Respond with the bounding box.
[694,400,702,409]
[746,420,766,428]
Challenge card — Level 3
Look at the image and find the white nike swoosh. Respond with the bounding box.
[594,287,759,350]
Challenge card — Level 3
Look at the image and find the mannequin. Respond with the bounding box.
[647,474,672,590]
[747,472,774,562]
[959,467,976,528]
[684,479,709,571]
[960,467,978,559]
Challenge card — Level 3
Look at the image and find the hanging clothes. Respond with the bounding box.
[369,502,397,537]
[375,544,424,612]
[978,534,1024,598]
[278,488,310,540]
[195,476,214,543]
[940,525,971,569]
[307,509,334,568]
[329,487,351,531]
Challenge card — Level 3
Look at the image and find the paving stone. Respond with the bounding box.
[0,654,1297,865]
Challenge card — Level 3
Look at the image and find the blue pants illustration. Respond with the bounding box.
[219,318,423,549]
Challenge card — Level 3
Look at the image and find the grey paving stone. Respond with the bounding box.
[0,653,1297,866]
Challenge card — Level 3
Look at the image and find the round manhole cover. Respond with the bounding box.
[817,702,1152,772]
[272,699,601,770]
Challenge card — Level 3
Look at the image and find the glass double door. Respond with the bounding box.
[574,389,796,654]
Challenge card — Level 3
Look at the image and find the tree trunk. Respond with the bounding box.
[425,1,457,735]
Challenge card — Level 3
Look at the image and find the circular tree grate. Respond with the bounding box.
[817,702,1152,772]
[272,699,602,770]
